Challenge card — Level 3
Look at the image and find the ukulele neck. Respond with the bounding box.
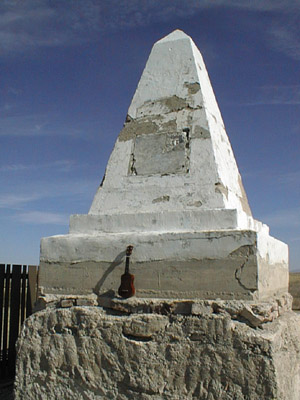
[125,256,130,274]
[124,245,133,275]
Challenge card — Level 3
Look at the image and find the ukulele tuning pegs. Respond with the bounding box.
[126,245,134,256]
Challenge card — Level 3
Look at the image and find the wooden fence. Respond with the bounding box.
[0,264,38,380]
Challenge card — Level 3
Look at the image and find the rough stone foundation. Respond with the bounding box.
[14,295,300,400]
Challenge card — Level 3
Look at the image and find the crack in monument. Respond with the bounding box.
[129,153,137,175]
[234,260,255,292]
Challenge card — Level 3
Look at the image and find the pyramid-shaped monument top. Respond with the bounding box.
[158,29,190,42]
[128,29,224,123]
[40,30,288,301]
[89,29,252,227]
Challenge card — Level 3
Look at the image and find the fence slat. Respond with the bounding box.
[20,266,27,326]
[2,265,11,377]
[0,264,38,380]
[0,265,5,360]
[8,265,22,376]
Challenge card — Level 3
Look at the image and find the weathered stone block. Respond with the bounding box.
[14,302,300,400]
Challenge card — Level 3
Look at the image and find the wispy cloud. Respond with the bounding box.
[245,85,300,106]
[278,171,300,186]
[15,210,68,225]
[0,194,40,208]
[0,160,76,173]
[0,110,92,137]
[0,177,98,210]
[0,103,14,112]
[0,0,100,55]
[0,113,49,136]
[267,18,300,61]
[263,207,300,228]
[1,0,299,57]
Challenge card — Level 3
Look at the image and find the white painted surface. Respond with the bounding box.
[41,230,258,263]
[89,30,252,219]
[70,209,250,234]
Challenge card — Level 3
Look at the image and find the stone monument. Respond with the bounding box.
[14,31,300,400]
[39,29,288,301]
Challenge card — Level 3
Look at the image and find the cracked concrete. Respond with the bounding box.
[235,261,257,292]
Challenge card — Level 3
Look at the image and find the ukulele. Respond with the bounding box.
[118,245,135,298]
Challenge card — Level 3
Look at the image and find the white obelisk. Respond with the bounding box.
[39,30,288,300]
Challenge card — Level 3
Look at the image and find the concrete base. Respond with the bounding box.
[40,224,288,300]
[15,295,300,400]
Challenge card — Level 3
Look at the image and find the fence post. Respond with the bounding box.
[0,264,39,380]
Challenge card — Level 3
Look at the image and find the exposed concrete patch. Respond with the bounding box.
[152,195,170,204]
[185,82,201,94]
[229,244,255,258]
[193,125,210,138]
[136,95,202,114]
[162,95,189,112]
[235,261,257,292]
[130,131,190,176]
[161,119,177,131]
[187,200,202,207]
[215,182,229,199]
[118,119,159,141]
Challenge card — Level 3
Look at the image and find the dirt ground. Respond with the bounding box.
[290,272,300,310]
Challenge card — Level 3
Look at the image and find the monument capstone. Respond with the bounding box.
[15,30,300,400]
[39,29,288,301]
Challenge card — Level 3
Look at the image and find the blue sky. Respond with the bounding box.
[1,0,299,270]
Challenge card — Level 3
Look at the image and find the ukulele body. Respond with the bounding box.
[118,273,135,298]
[118,245,135,299]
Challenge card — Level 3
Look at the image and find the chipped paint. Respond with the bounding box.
[215,182,229,200]
[163,96,189,112]
[161,119,177,131]
[152,195,170,204]
[193,125,210,139]
[185,82,200,94]
[118,119,159,142]
[187,200,202,207]
[130,131,190,176]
